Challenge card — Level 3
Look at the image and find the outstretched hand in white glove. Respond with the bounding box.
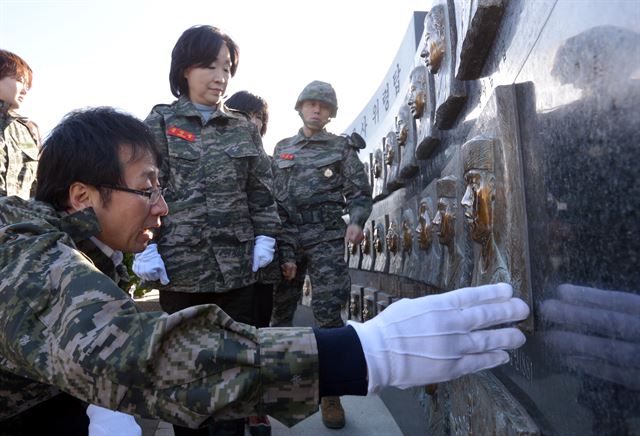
[348,282,529,393]
[132,244,169,285]
[252,235,276,272]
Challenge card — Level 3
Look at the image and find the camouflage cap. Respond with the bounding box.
[295,81,338,117]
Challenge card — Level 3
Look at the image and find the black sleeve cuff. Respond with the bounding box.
[313,325,368,398]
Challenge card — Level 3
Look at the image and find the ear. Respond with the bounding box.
[67,182,98,213]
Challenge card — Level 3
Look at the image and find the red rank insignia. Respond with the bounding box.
[280,153,295,160]
[167,126,196,142]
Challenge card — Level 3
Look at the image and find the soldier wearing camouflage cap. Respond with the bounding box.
[0,106,529,435]
[271,80,373,429]
[0,49,40,199]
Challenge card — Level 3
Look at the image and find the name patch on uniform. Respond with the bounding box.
[167,126,196,142]
[280,153,295,160]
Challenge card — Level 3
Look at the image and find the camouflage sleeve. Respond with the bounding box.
[11,241,318,428]
[342,145,373,228]
[270,156,298,263]
[144,109,171,240]
[246,130,281,238]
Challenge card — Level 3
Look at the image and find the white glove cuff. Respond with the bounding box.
[347,320,388,394]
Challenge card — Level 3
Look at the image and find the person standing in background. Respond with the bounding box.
[270,80,372,429]
[134,25,281,436]
[0,49,40,199]
[225,90,296,436]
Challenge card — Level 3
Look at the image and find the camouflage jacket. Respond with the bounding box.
[0,101,40,199]
[145,96,282,293]
[272,129,372,247]
[0,196,319,427]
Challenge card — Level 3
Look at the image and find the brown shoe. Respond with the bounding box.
[321,396,345,429]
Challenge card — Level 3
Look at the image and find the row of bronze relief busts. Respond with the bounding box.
[347,0,528,323]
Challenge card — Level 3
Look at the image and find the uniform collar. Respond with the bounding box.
[292,128,333,146]
[58,207,103,244]
[175,94,235,122]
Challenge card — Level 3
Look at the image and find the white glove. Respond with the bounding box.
[87,404,141,436]
[348,282,529,393]
[252,235,276,272]
[132,244,169,285]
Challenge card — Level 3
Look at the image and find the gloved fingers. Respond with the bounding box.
[381,297,528,335]
[382,284,515,322]
[159,269,170,285]
[445,350,510,381]
[383,328,524,359]
[450,297,530,331]
[461,328,526,354]
[422,282,514,312]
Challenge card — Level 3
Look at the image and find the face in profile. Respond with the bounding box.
[395,115,408,145]
[420,7,445,73]
[383,137,394,166]
[461,169,494,243]
[433,197,455,245]
[416,202,433,250]
[407,71,426,119]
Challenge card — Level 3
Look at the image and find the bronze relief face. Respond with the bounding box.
[395,115,408,146]
[386,221,399,254]
[420,6,446,74]
[462,169,494,244]
[402,219,413,253]
[373,150,382,178]
[373,224,384,253]
[407,69,427,119]
[383,137,394,166]
[360,228,371,254]
[433,197,455,245]
[416,201,433,250]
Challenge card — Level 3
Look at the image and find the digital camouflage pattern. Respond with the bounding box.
[0,101,40,199]
[294,81,338,117]
[271,129,372,328]
[145,95,282,293]
[271,239,351,328]
[0,196,319,427]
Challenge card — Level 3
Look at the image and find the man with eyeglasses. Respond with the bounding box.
[0,107,529,434]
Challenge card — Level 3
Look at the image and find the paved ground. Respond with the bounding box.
[134,292,403,436]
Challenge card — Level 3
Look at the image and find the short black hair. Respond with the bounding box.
[35,107,162,211]
[225,90,269,136]
[169,25,239,98]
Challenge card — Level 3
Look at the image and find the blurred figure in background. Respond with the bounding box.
[225,90,296,436]
[0,49,40,199]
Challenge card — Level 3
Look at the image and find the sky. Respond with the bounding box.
[1,0,431,153]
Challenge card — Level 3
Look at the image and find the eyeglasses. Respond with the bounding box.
[98,185,166,205]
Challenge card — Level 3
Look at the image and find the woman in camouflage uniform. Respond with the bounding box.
[135,26,282,436]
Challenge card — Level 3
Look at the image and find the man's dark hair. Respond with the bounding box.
[225,90,269,136]
[0,49,33,88]
[35,107,162,211]
[169,25,239,98]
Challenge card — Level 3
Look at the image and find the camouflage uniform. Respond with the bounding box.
[144,95,281,294]
[0,196,319,428]
[271,129,372,328]
[0,101,40,199]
